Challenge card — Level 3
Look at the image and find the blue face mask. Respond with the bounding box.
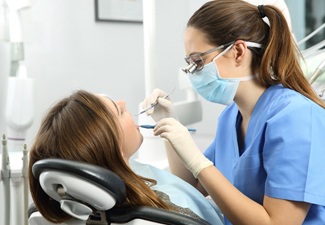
[189,42,260,105]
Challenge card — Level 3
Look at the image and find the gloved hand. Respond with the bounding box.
[140,88,176,122]
[153,118,213,178]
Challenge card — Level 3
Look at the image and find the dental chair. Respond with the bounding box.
[28,158,210,225]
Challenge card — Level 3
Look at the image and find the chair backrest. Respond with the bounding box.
[29,158,211,225]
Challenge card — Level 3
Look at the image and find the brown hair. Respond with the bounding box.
[187,0,325,108]
[28,90,172,223]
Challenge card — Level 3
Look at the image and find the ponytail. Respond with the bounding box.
[258,5,325,108]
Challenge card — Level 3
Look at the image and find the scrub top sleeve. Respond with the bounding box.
[263,101,325,205]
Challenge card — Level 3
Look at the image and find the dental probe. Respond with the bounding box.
[140,125,196,132]
[136,87,176,116]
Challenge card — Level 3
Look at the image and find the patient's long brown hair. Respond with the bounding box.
[29,90,172,223]
[188,0,325,109]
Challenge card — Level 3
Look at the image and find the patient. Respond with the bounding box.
[28,90,223,225]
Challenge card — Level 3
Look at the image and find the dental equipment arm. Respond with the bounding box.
[0,1,33,225]
[5,0,34,146]
[8,10,24,77]
[302,40,325,59]
[5,62,34,149]
[1,134,10,225]
[298,23,325,46]
[0,0,10,136]
[309,58,325,85]
[22,144,28,225]
[300,23,325,59]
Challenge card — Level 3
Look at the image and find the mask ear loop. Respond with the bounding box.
[212,41,262,63]
[217,42,262,81]
[210,44,234,79]
[212,43,234,63]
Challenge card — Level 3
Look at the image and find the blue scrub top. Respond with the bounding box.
[204,85,325,225]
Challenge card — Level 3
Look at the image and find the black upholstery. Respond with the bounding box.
[32,158,126,204]
[28,202,38,219]
[28,203,211,225]
[106,207,211,225]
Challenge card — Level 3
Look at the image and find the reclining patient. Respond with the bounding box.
[28,90,224,225]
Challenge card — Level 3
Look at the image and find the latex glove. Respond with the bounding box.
[140,88,176,122]
[153,118,213,178]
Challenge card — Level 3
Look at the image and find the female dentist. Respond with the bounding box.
[141,0,325,224]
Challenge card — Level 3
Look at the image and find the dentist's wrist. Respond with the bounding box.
[186,152,213,178]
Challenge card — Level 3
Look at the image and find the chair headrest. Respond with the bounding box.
[32,158,127,220]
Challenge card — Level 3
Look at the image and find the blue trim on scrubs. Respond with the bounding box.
[204,85,325,224]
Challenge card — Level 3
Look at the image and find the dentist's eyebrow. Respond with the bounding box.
[188,51,201,56]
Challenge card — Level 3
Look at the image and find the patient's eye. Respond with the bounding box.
[119,106,126,115]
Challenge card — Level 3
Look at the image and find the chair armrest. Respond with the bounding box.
[106,206,211,225]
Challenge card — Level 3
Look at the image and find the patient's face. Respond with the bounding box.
[97,95,143,161]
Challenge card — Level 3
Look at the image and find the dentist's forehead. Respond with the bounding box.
[184,27,213,56]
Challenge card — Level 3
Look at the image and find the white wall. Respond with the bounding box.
[17,0,221,152]
[21,0,145,146]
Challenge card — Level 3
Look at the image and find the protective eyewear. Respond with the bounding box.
[182,43,233,74]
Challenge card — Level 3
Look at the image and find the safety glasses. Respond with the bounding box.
[182,42,234,74]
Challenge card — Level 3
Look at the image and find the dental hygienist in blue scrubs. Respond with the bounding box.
[141,0,325,224]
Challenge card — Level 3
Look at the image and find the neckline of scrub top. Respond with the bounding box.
[232,84,281,159]
[235,112,244,156]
